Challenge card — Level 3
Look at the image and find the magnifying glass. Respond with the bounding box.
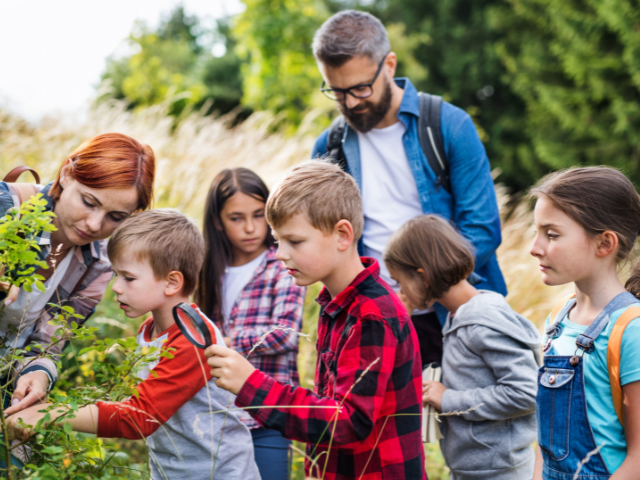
[173,303,214,349]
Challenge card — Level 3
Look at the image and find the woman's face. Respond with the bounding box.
[53,163,139,247]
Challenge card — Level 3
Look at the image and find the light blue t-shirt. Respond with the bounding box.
[543,304,640,473]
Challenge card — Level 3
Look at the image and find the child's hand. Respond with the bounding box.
[205,344,256,395]
[7,403,56,441]
[423,380,446,411]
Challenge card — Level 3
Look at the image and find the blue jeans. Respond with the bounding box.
[251,427,291,480]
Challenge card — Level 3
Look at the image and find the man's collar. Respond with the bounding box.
[394,77,420,118]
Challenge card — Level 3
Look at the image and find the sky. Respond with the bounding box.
[0,0,244,122]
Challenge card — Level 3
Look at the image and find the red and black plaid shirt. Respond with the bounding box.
[235,258,426,480]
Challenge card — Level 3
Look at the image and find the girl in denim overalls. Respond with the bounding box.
[530,166,640,480]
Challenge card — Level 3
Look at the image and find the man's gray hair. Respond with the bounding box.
[312,10,390,67]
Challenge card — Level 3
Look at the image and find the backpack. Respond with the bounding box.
[326,92,451,193]
[549,295,640,425]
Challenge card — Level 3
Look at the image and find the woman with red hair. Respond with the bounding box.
[0,132,155,416]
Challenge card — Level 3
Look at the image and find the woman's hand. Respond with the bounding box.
[5,371,50,416]
[0,266,19,307]
[423,380,447,411]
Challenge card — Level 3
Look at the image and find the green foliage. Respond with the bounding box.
[0,195,54,297]
[0,198,160,478]
[18,323,167,480]
[490,0,640,183]
[100,7,244,117]
[234,0,330,126]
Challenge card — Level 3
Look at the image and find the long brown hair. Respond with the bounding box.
[194,168,274,328]
[530,166,640,297]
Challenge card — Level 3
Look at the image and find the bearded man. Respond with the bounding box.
[311,10,507,366]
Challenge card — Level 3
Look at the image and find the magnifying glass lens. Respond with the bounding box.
[177,308,206,344]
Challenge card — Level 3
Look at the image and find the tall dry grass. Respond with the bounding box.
[1,100,570,327]
[0,100,573,479]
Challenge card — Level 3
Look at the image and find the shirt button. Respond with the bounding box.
[549,375,556,384]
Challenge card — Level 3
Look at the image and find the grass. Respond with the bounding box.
[0,100,578,478]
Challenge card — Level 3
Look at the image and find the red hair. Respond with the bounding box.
[50,133,155,211]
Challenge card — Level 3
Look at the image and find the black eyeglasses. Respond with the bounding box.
[320,53,389,102]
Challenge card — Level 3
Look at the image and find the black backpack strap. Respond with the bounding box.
[325,115,349,172]
[417,92,450,193]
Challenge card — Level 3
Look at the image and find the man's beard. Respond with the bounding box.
[339,77,393,133]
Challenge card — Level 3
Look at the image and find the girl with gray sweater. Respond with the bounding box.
[384,214,540,480]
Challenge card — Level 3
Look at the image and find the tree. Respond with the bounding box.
[358,0,532,190]
[233,0,330,126]
[491,0,640,183]
[100,7,244,117]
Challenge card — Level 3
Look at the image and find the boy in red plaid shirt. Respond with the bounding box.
[205,160,427,480]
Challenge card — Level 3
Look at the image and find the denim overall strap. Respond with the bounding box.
[537,292,638,479]
[544,298,577,352]
[574,292,638,355]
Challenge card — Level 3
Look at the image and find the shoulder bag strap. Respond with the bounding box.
[4,166,40,184]
[417,92,450,193]
[608,306,640,425]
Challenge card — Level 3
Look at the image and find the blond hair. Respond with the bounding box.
[384,215,475,306]
[266,160,363,239]
[107,209,204,295]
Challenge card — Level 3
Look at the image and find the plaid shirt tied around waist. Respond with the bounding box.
[235,258,427,480]
[224,246,306,428]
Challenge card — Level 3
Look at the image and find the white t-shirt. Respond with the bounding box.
[0,247,75,349]
[221,250,268,321]
[358,121,423,289]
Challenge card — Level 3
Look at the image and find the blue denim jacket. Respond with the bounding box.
[312,78,507,320]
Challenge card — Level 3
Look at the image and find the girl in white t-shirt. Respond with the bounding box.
[194,168,306,480]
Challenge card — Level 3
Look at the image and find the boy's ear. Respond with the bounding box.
[416,268,431,290]
[164,271,185,296]
[334,219,355,252]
